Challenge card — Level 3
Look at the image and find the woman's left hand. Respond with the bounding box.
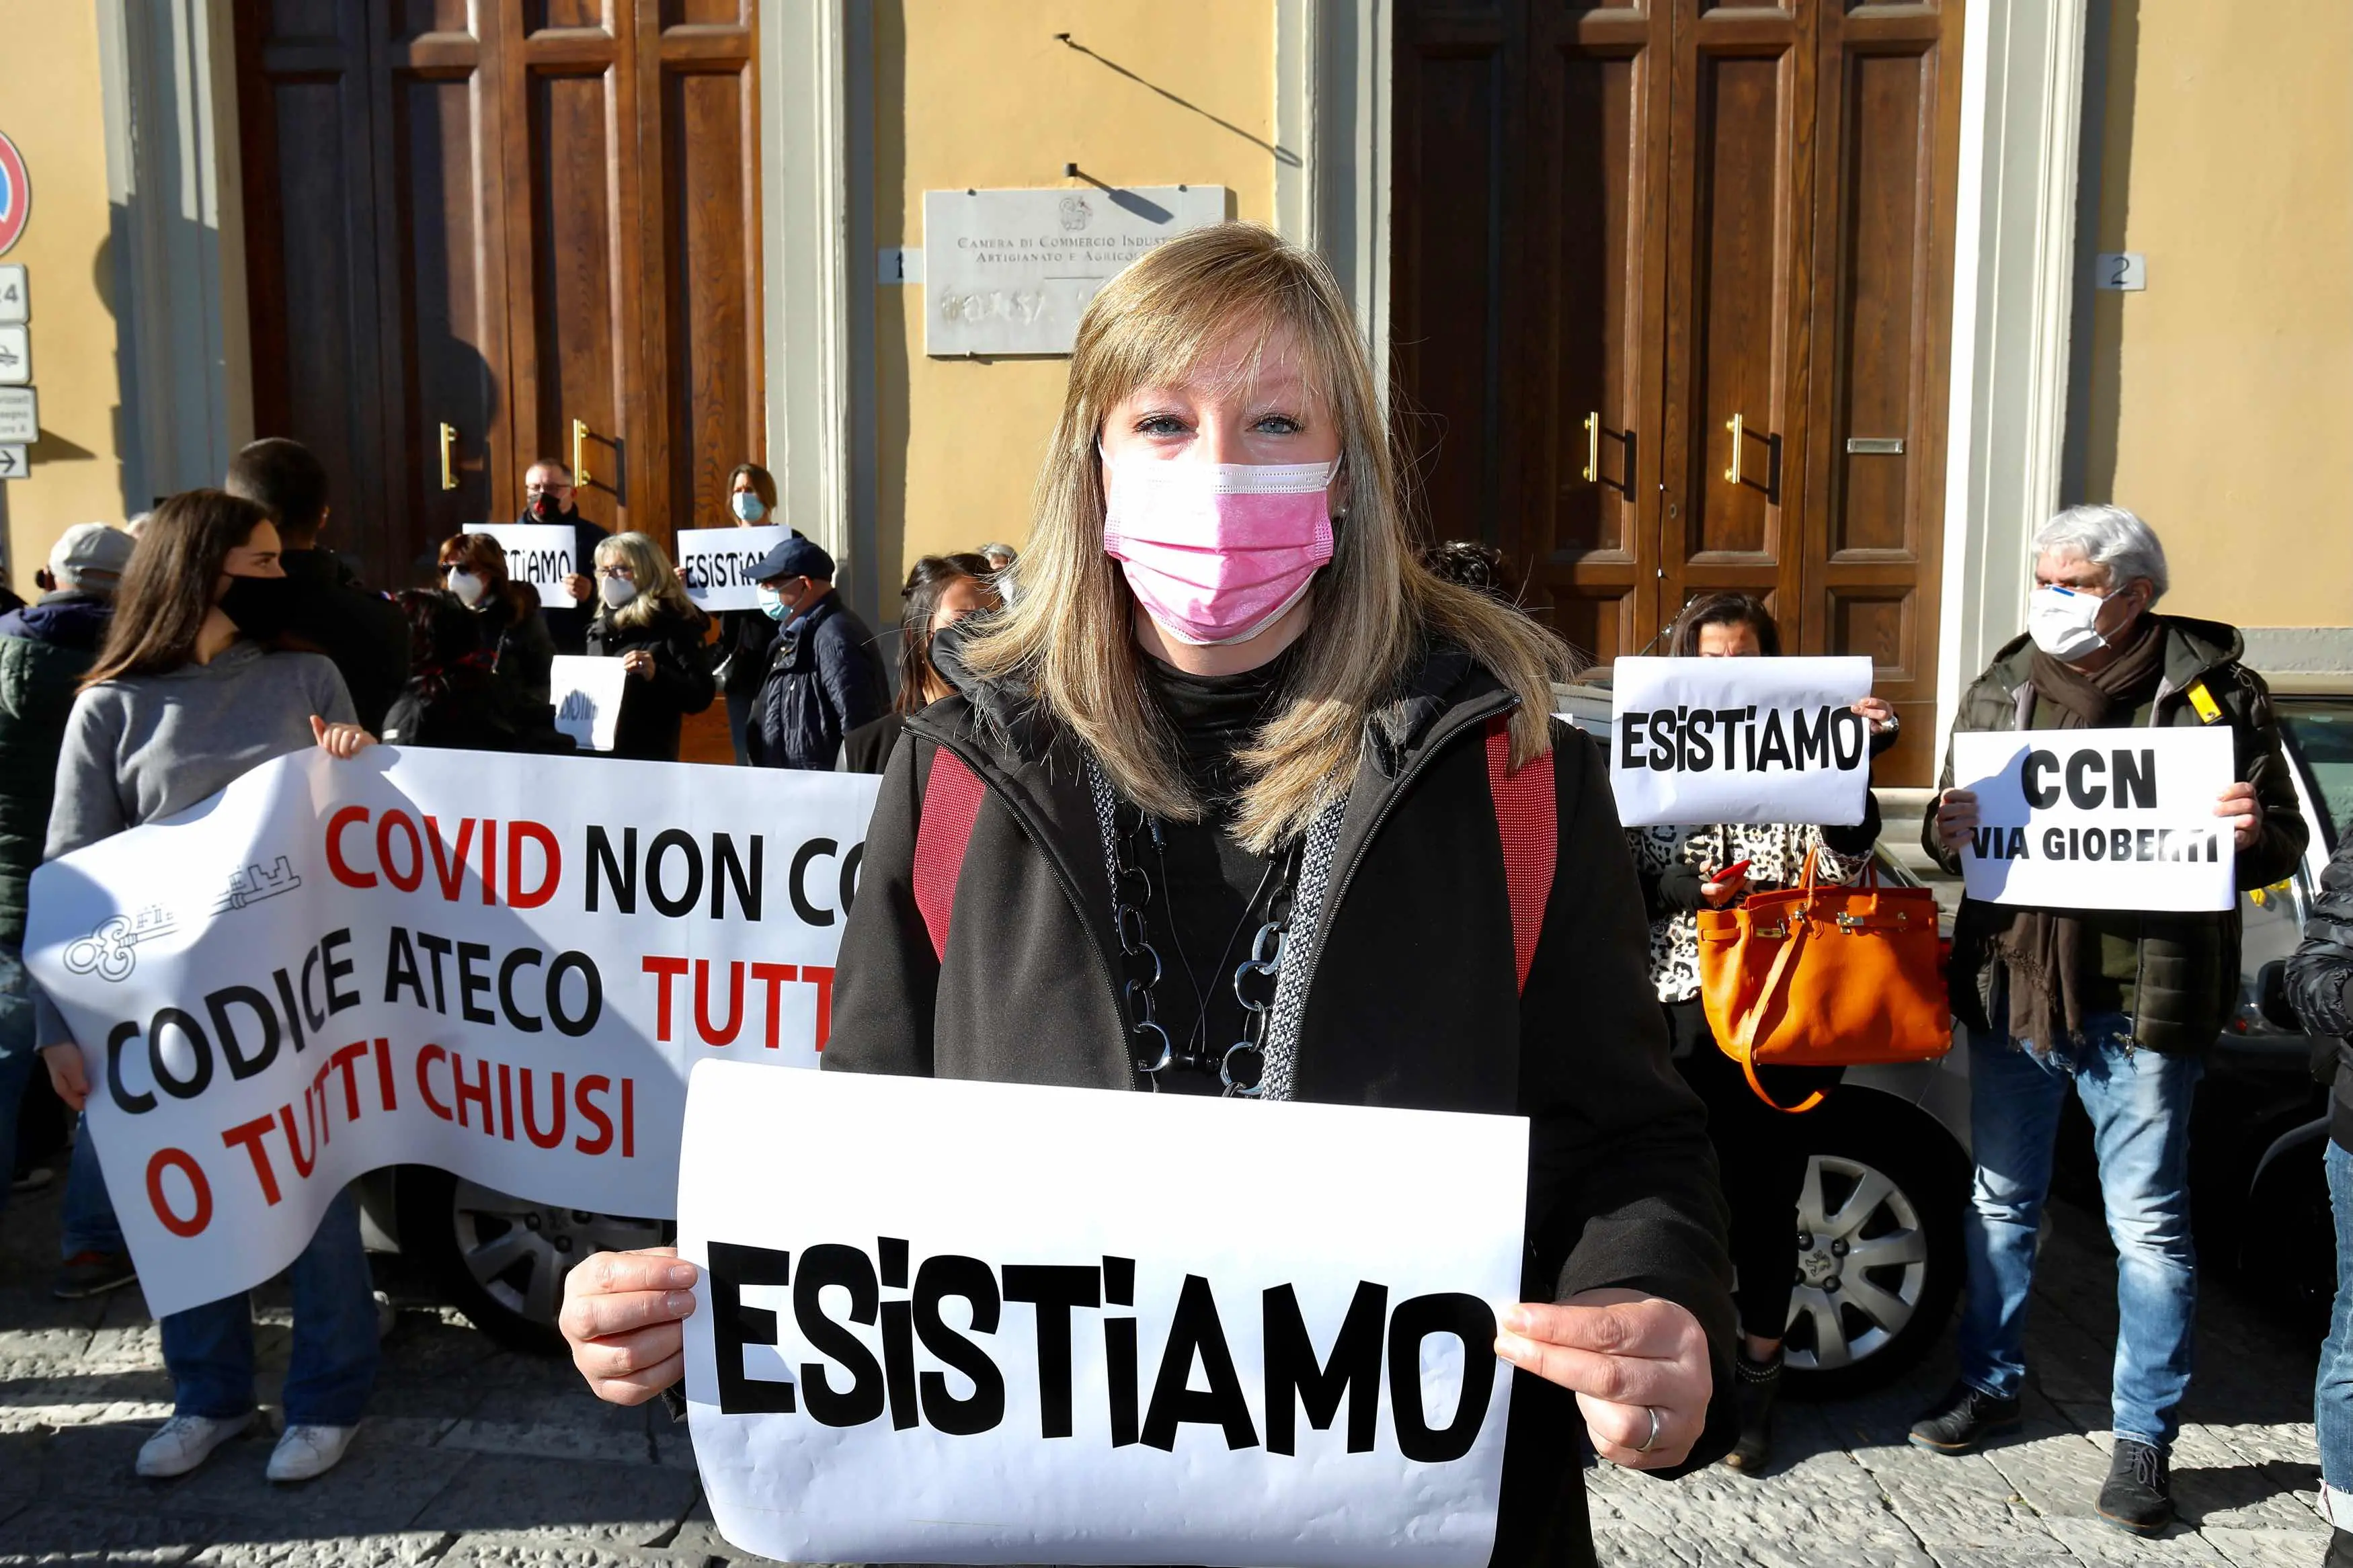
[621,650,654,681]
[1494,1290,1712,1470]
[311,714,378,758]
[1853,696,1897,735]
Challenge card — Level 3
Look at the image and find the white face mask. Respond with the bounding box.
[446,569,485,608]
[731,492,766,524]
[2027,584,2114,661]
[599,575,638,610]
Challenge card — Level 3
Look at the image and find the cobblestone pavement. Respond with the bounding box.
[0,1173,2328,1567]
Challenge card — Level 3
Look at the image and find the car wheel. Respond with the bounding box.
[397,1166,671,1354]
[1778,1099,1968,1399]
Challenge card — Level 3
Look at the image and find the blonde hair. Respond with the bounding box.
[960,222,1574,852]
[594,531,703,634]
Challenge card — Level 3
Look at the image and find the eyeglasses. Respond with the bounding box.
[596,565,635,580]
[525,481,570,495]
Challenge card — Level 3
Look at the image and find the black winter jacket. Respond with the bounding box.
[826,640,1739,1565]
[745,593,889,770]
[584,604,717,762]
[278,546,409,734]
[0,593,110,945]
[2284,835,2353,1151]
[1925,616,2306,1053]
[472,597,557,710]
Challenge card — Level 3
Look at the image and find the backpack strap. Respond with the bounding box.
[1484,718,1557,995]
[912,743,987,964]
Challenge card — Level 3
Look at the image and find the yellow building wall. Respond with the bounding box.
[875,0,1278,581]
[0,1,126,593]
[2082,0,2353,628]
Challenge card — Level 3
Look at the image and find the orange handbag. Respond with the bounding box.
[1696,847,1952,1112]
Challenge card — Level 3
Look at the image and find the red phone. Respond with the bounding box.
[1712,858,1752,884]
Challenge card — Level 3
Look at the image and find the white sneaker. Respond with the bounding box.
[136,1411,254,1478]
[266,1421,359,1483]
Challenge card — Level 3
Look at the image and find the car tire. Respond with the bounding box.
[395,1165,670,1356]
[1776,1094,1970,1400]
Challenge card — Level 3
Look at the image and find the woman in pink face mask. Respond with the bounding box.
[558,224,1738,1561]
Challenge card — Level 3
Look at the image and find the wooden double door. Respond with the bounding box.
[1393,0,1963,782]
[234,0,764,587]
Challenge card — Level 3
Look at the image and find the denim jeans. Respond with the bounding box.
[160,1185,379,1426]
[2319,1140,2353,1528]
[59,1121,124,1257]
[0,942,34,1219]
[1958,1012,2204,1450]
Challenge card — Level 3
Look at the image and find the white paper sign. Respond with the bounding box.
[549,653,630,752]
[0,384,36,443]
[1609,656,1876,826]
[1952,727,2235,912]
[680,1063,1527,1567]
[923,185,1228,356]
[477,522,580,608]
[24,749,878,1319]
[674,525,794,612]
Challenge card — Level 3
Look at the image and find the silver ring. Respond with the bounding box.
[1634,1404,1663,1454]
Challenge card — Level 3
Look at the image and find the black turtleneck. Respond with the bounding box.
[1129,645,1301,1094]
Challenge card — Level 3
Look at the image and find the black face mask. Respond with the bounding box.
[218,574,301,642]
[531,495,565,521]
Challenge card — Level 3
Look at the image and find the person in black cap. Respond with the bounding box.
[742,534,887,770]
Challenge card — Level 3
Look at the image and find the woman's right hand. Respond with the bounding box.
[560,1246,699,1405]
[1698,866,1747,907]
[40,1042,89,1112]
[1932,788,1980,852]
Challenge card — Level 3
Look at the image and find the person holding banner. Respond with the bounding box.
[32,489,386,1484]
[838,551,1001,774]
[437,532,557,712]
[1911,505,2305,1537]
[582,532,716,764]
[715,463,783,764]
[518,458,608,657]
[1628,591,1894,1475]
[559,222,1738,1563]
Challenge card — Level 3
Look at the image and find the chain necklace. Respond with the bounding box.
[1104,798,1302,1097]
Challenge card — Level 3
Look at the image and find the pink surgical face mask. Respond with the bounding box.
[1100,449,1340,647]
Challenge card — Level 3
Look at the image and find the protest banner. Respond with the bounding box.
[477,523,580,608]
[1951,727,2236,912]
[675,525,795,613]
[24,749,878,1319]
[680,1063,1526,1567]
[1608,655,1876,827]
[550,654,629,752]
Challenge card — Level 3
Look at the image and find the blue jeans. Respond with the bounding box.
[160,1185,379,1427]
[2319,1141,2353,1527]
[60,1122,124,1257]
[1958,1012,2204,1450]
[0,942,33,1218]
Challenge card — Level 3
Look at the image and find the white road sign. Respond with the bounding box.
[0,444,25,480]
[0,264,24,324]
[0,323,28,384]
[0,385,34,444]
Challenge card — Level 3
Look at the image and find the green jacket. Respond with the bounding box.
[1924,615,2308,1054]
[0,603,106,946]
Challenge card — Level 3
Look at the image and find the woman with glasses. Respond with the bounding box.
[584,532,715,763]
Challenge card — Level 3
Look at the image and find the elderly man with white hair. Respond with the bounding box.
[1909,505,2307,1536]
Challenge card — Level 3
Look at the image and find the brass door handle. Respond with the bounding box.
[1724,413,1745,484]
[438,423,458,492]
[572,418,592,489]
[1583,412,1599,484]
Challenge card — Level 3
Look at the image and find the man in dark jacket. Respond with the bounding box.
[0,523,136,1294]
[743,536,887,770]
[226,437,410,733]
[1908,506,2305,1537]
[2286,843,2353,1568]
[520,458,610,656]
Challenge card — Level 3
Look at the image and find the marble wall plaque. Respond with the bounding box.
[922,185,1228,357]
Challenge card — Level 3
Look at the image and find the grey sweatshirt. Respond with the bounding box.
[34,641,353,1044]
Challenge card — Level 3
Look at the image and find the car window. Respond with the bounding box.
[2276,698,2353,852]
